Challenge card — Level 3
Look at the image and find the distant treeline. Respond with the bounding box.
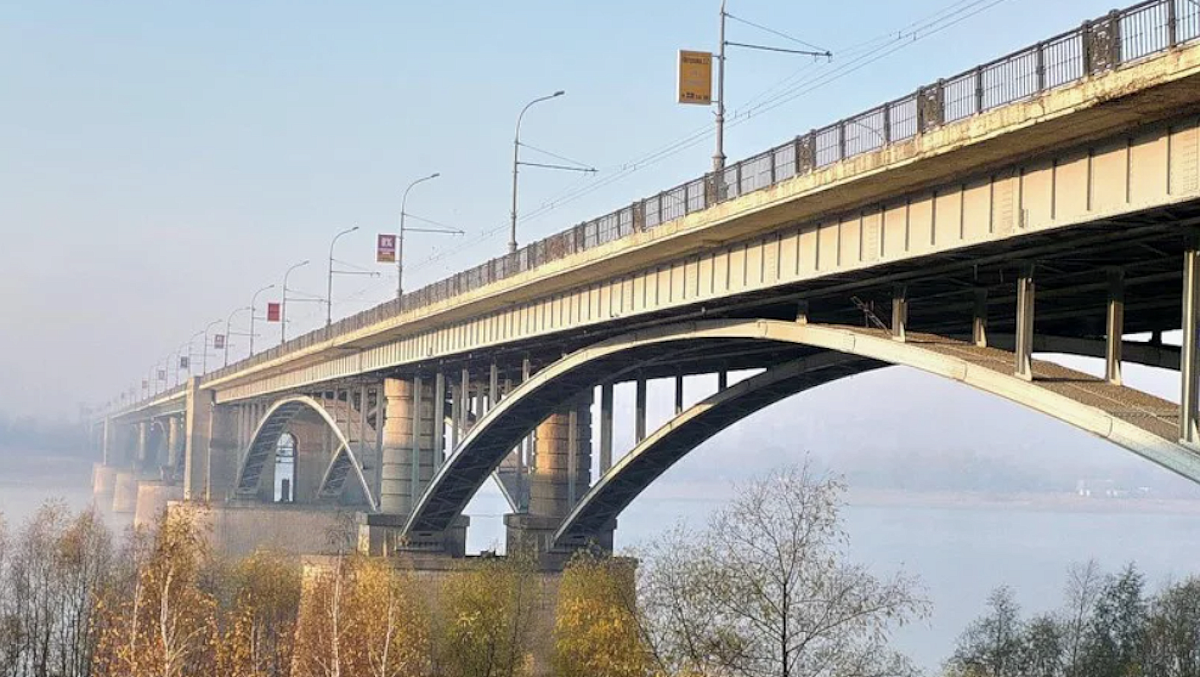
[946,562,1200,677]
[0,413,87,456]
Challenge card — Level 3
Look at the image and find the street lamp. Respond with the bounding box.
[249,283,275,355]
[201,320,222,375]
[509,90,565,254]
[398,172,440,300]
[282,260,310,343]
[223,306,251,367]
[327,226,359,326]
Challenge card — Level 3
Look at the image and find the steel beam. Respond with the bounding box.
[674,372,684,415]
[567,405,579,508]
[1182,238,1200,444]
[1015,264,1036,380]
[718,370,728,390]
[489,362,499,410]
[1106,269,1125,386]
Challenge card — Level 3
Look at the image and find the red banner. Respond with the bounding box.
[267,302,281,322]
[213,334,225,350]
[377,234,397,263]
[179,356,189,370]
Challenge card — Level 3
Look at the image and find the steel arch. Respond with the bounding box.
[233,395,376,510]
[405,319,1199,537]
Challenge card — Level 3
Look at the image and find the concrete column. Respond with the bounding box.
[1106,269,1125,386]
[1182,239,1200,445]
[529,392,593,518]
[92,463,117,506]
[599,382,613,473]
[183,377,213,501]
[1015,264,1036,380]
[891,283,908,342]
[379,377,438,516]
[136,421,150,466]
[208,404,237,503]
[166,416,182,474]
[102,418,115,466]
[634,377,647,443]
[973,288,989,348]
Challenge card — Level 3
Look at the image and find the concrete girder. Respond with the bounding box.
[233,395,376,510]
[404,319,1200,539]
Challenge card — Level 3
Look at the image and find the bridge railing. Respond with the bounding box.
[120,0,1198,415]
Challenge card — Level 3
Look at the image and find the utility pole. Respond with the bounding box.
[714,0,728,173]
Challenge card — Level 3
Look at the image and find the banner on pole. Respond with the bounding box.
[377,234,397,263]
[213,334,225,350]
[179,356,190,370]
[157,369,166,381]
[267,302,281,322]
[677,50,713,105]
[141,379,148,390]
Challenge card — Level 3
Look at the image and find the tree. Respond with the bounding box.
[1144,577,1200,677]
[1081,564,1147,677]
[432,554,539,677]
[639,463,928,677]
[91,507,217,677]
[347,557,431,677]
[947,586,1027,677]
[553,551,650,677]
[218,549,302,677]
[1062,560,1102,677]
[294,553,354,677]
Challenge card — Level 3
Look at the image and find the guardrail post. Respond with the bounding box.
[1168,0,1178,48]
[1108,10,1122,67]
[1035,41,1046,91]
[882,105,891,145]
[838,122,847,161]
[1082,20,1095,74]
[974,66,985,114]
[633,201,646,232]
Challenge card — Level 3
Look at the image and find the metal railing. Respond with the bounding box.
[117,0,1199,415]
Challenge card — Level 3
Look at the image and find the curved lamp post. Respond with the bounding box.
[509,90,565,254]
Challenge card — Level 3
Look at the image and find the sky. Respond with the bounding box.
[0,0,1141,418]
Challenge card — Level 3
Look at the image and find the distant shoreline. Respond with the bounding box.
[844,488,1200,514]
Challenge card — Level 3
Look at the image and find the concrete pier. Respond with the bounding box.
[92,463,117,506]
[133,480,184,529]
[111,471,139,514]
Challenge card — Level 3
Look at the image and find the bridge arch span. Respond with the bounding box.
[406,319,1199,537]
[234,395,375,510]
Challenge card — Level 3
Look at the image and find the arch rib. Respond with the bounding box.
[405,319,1200,538]
[234,395,376,510]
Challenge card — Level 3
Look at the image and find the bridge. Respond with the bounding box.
[91,0,1200,562]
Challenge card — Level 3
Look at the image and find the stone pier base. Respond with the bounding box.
[358,512,469,557]
[133,481,184,529]
[168,501,355,557]
[111,471,139,514]
[92,464,117,507]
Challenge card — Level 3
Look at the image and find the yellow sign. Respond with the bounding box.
[677,50,713,105]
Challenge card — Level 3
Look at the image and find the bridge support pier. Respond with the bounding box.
[508,393,604,558]
[166,415,183,481]
[182,378,235,502]
[1015,264,1036,380]
[892,284,908,342]
[136,421,150,468]
[1106,268,1125,386]
[1183,239,1200,445]
[973,288,989,347]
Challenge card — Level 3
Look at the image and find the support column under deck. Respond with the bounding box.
[1106,269,1125,386]
[891,284,908,342]
[1015,264,1036,380]
[973,288,989,348]
[1182,240,1200,445]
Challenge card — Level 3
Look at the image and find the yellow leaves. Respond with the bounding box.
[553,552,651,677]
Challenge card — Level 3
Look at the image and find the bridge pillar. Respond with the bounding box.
[1015,264,1036,380]
[508,392,601,557]
[182,377,234,502]
[1106,268,1125,386]
[136,421,150,467]
[166,416,183,480]
[973,288,989,347]
[379,377,438,516]
[892,284,908,342]
[1183,239,1200,445]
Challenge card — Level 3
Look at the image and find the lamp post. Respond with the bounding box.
[326,226,359,326]
[223,306,251,367]
[200,320,221,375]
[398,172,441,300]
[249,283,275,356]
[282,260,310,343]
[509,90,565,254]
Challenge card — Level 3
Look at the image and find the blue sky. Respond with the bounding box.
[0,0,1145,414]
